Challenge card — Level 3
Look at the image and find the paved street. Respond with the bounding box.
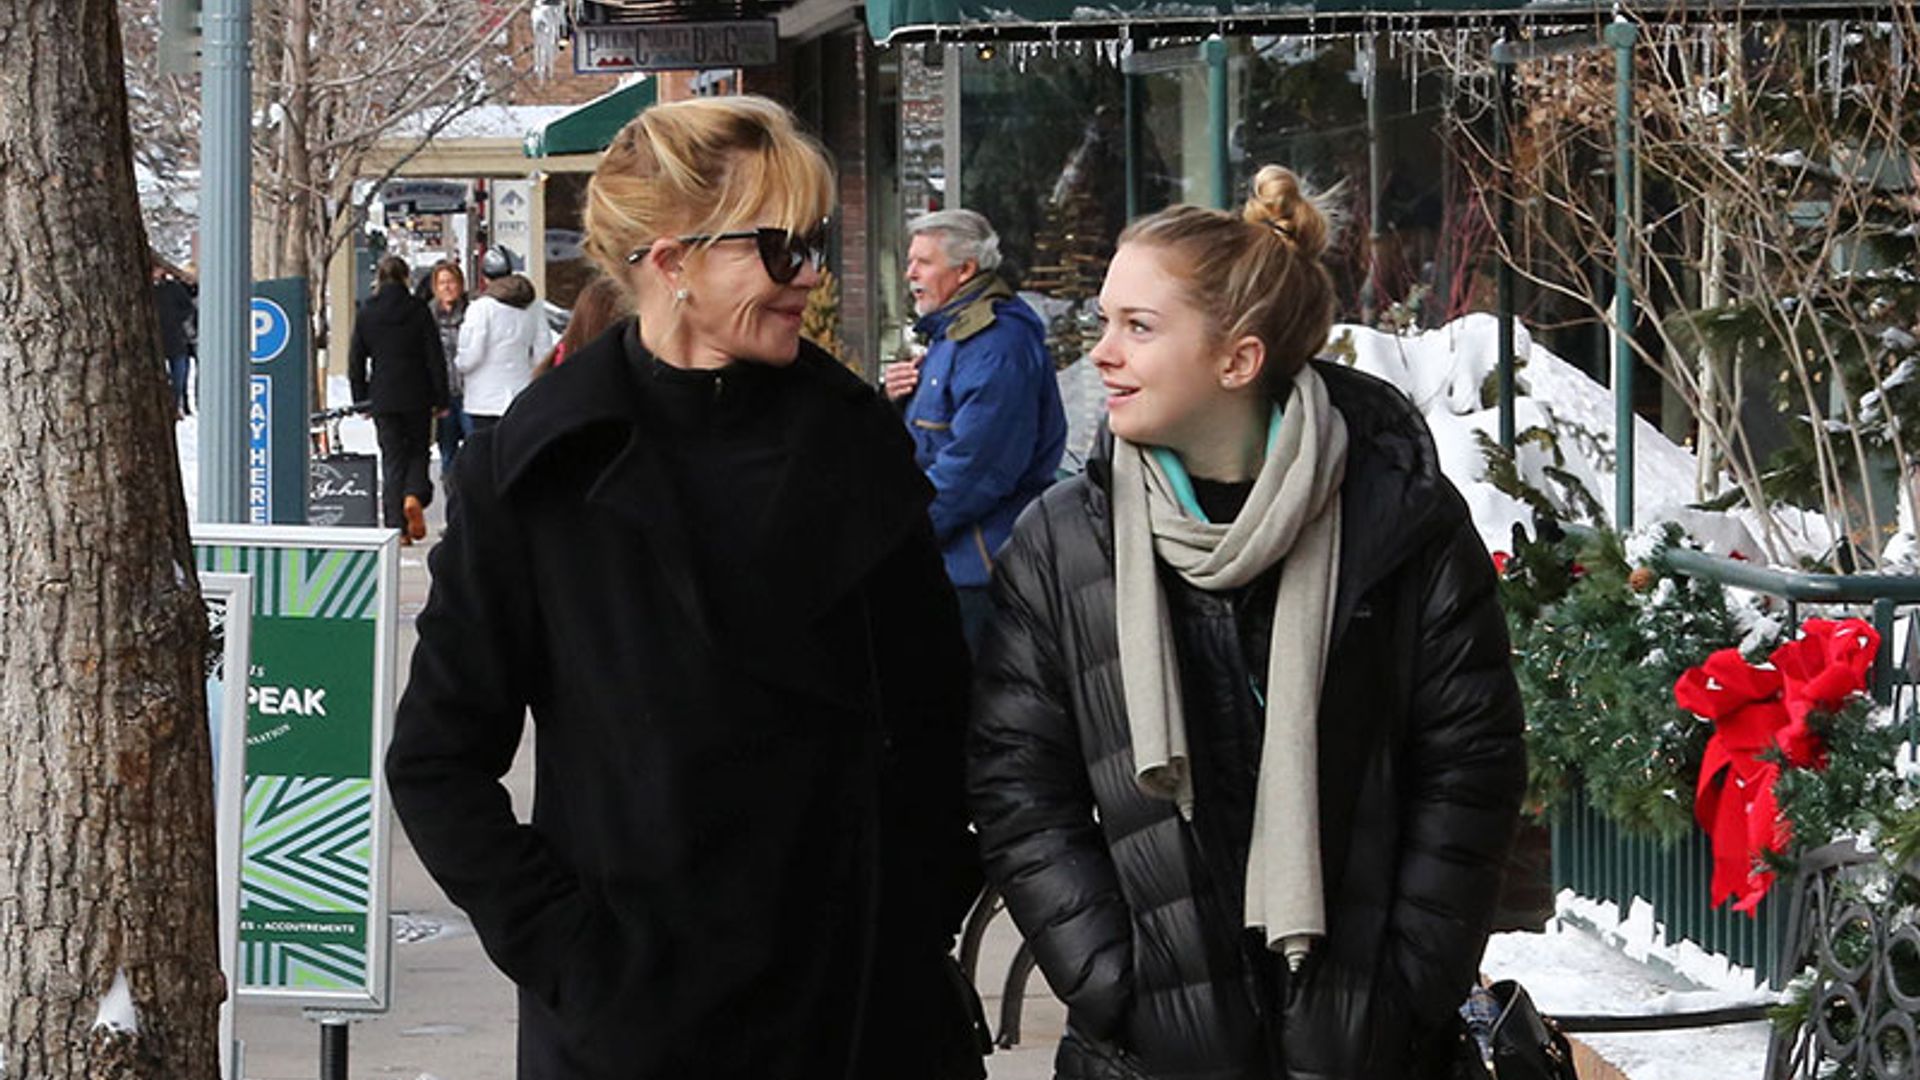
[233,495,1065,1080]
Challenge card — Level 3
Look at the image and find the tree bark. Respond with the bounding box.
[0,1,224,1077]
[281,0,315,287]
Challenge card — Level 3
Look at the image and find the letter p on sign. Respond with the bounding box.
[250,297,290,364]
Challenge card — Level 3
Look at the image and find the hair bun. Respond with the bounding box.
[1242,165,1331,261]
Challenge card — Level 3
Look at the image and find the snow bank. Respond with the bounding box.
[1483,892,1778,1080]
[1333,313,1832,564]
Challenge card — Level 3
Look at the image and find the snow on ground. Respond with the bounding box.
[175,375,374,522]
[1484,892,1780,1080]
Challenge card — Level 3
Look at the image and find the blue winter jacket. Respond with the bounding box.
[903,275,1067,589]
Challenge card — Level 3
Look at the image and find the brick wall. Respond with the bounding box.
[821,33,873,376]
[502,16,626,106]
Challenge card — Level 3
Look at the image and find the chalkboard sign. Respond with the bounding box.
[308,454,378,527]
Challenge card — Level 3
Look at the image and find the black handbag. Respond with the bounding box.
[944,953,995,1058]
[1486,980,1579,1080]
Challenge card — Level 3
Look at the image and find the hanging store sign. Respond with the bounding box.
[574,19,777,73]
[380,179,470,216]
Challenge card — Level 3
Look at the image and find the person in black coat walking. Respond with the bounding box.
[385,95,987,1080]
[968,166,1526,1080]
[349,255,448,542]
[152,262,197,419]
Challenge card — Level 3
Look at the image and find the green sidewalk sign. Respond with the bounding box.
[193,524,400,1010]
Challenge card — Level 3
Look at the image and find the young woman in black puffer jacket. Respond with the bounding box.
[968,167,1527,1080]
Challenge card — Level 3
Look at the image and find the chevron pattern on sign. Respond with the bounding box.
[243,776,373,912]
[242,939,364,990]
[196,545,379,620]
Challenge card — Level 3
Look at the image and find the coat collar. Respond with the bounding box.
[490,321,931,706]
[1083,360,1452,645]
[914,274,1015,344]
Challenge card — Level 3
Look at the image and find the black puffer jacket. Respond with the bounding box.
[969,362,1526,1080]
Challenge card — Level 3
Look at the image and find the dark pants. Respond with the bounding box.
[374,411,434,529]
[437,394,467,478]
[466,413,500,435]
[167,353,192,415]
[954,585,993,657]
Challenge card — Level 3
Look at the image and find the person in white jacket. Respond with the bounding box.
[457,246,553,432]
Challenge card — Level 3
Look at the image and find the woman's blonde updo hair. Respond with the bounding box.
[1118,164,1338,390]
[582,95,835,282]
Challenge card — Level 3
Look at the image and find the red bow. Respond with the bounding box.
[1676,618,1879,914]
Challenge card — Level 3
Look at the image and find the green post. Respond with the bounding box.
[1873,597,1897,704]
[1495,55,1516,451]
[1205,35,1229,210]
[1607,21,1637,531]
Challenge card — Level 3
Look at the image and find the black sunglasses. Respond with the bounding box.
[627,223,830,285]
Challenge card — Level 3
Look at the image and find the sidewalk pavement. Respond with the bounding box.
[232,491,1065,1080]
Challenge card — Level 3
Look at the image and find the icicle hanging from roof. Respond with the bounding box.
[532,0,567,82]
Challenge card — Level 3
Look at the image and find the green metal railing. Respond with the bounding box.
[1550,546,1920,991]
[1552,791,1792,988]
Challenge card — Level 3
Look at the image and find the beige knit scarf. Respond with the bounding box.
[1111,365,1347,966]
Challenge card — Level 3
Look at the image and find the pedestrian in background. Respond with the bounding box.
[456,245,549,433]
[387,95,986,1080]
[427,259,469,482]
[152,259,197,420]
[349,255,447,544]
[968,166,1526,1079]
[886,208,1066,650]
[533,274,631,378]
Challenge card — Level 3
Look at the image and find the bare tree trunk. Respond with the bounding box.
[0,2,224,1077]
[282,0,314,288]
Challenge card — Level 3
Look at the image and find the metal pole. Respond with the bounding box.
[197,0,251,523]
[319,1017,348,1080]
[1608,21,1637,532]
[1205,35,1229,210]
[1361,33,1386,323]
[942,44,963,210]
[1873,597,1897,704]
[1495,51,1516,451]
[1124,68,1143,221]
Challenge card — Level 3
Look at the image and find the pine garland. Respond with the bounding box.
[1502,523,1746,838]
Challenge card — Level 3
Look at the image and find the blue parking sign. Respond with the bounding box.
[251,297,290,364]
[248,279,309,524]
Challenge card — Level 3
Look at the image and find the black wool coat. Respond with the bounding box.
[349,282,448,414]
[387,327,984,1080]
[968,362,1527,1080]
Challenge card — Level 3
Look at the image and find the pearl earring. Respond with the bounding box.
[674,287,689,304]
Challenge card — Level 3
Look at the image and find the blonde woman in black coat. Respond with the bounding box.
[968,168,1526,1079]
[387,96,985,1080]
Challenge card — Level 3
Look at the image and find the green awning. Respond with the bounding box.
[867,0,1530,42]
[523,78,657,158]
[866,0,1877,43]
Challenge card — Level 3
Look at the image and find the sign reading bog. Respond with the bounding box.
[193,525,400,1011]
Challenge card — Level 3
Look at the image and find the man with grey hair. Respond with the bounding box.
[888,208,1066,650]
